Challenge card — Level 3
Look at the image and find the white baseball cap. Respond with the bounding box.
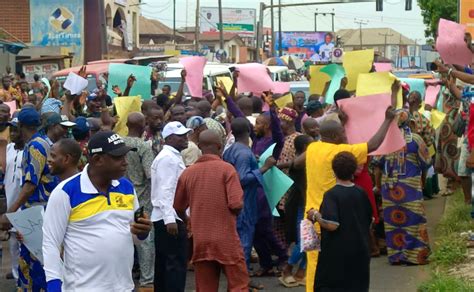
[162,121,193,139]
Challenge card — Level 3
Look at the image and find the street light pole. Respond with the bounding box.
[271,0,275,56]
[218,0,224,50]
[354,18,368,49]
[278,0,282,57]
[195,0,200,52]
[173,0,176,43]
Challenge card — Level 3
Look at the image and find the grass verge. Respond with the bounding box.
[418,190,474,291]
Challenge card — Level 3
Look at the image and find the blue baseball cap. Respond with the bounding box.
[18,107,41,127]
[72,116,90,135]
[87,92,99,101]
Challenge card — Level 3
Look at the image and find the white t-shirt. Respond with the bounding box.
[5,143,23,209]
[319,42,335,62]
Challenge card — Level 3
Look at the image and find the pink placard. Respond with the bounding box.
[235,63,274,94]
[337,93,405,155]
[374,62,392,72]
[179,56,207,98]
[425,79,441,86]
[4,101,16,116]
[425,85,440,107]
[273,82,290,94]
[436,19,473,66]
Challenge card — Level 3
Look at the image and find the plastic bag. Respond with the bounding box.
[300,219,320,252]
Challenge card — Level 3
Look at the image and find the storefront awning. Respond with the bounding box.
[0,39,27,55]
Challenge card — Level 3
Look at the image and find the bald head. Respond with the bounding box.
[319,120,346,144]
[198,129,222,155]
[196,100,212,118]
[237,97,253,116]
[126,112,146,136]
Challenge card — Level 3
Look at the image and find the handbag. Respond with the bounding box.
[300,219,320,252]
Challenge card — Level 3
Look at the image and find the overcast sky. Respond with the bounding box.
[142,0,427,43]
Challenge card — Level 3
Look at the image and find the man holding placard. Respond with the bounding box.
[0,107,58,291]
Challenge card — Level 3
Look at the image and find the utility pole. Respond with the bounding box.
[379,31,393,57]
[195,0,200,52]
[185,0,188,30]
[271,0,275,56]
[278,0,282,57]
[218,0,224,50]
[398,33,402,68]
[354,18,368,49]
[315,9,336,32]
[314,9,318,31]
[173,0,176,43]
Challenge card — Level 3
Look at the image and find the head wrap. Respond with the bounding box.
[278,107,298,122]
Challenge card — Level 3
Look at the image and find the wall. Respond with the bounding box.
[104,0,140,49]
[0,0,30,42]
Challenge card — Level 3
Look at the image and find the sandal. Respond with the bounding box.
[250,268,276,277]
[278,275,299,288]
[294,277,306,286]
[249,280,264,290]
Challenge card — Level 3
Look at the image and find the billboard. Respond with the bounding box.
[274,32,335,61]
[200,7,256,37]
[460,0,474,37]
[30,0,84,65]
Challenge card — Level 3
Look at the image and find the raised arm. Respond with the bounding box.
[123,74,136,97]
[391,80,401,108]
[367,106,396,153]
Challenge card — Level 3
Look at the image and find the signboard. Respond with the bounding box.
[30,0,84,66]
[200,7,256,37]
[274,32,335,61]
[460,0,474,37]
[23,63,60,83]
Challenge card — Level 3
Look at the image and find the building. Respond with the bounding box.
[183,32,248,63]
[337,27,420,67]
[104,0,140,53]
[0,0,142,79]
[140,16,186,45]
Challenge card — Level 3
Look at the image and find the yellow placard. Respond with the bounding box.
[356,72,403,108]
[309,65,331,95]
[113,96,143,136]
[343,49,374,91]
[216,76,234,97]
[274,93,293,108]
[430,109,446,130]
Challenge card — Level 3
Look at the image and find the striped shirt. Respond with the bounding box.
[42,164,140,291]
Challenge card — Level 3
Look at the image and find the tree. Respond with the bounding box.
[418,0,457,40]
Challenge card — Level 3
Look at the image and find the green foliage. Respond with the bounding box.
[418,272,474,292]
[418,191,474,290]
[417,0,458,40]
[430,234,467,267]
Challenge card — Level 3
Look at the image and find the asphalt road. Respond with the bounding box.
[0,194,445,292]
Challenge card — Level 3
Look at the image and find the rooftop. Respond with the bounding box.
[337,27,416,46]
[139,16,185,39]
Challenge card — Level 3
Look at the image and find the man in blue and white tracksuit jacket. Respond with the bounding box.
[42,131,152,292]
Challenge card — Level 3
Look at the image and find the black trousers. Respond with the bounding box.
[154,220,188,292]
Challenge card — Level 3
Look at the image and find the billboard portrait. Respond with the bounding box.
[200,7,256,37]
[275,32,335,62]
[30,0,84,65]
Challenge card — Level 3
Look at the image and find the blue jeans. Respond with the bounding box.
[288,206,306,269]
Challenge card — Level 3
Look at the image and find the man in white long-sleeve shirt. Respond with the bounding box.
[2,117,23,280]
[42,131,152,292]
[151,121,191,291]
